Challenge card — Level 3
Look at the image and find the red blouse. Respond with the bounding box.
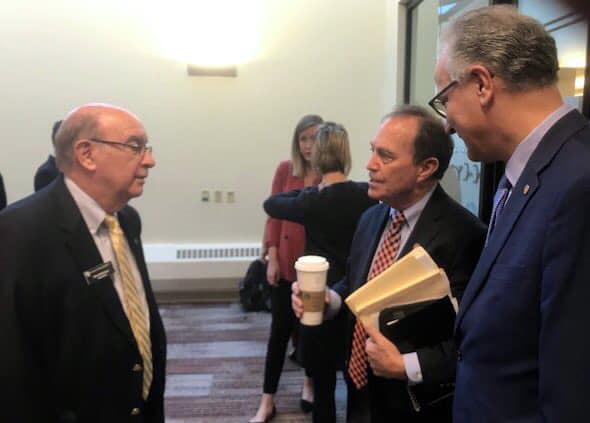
[264,160,319,282]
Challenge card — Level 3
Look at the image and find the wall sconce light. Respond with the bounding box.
[187,65,237,77]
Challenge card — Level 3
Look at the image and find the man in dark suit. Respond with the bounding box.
[0,103,166,422]
[293,105,486,422]
[34,119,62,191]
[431,6,590,422]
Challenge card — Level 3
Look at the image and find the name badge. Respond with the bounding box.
[84,262,114,285]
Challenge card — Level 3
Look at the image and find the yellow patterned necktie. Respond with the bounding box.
[104,214,153,400]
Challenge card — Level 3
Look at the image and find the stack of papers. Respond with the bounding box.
[345,246,455,331]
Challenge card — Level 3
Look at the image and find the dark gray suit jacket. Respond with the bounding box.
[333,184,486,415]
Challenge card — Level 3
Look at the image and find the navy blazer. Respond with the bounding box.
[454,110,590,423]
[333,184,486,413]
[0,176,166,423]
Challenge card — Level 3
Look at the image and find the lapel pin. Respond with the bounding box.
[523,184,530,195]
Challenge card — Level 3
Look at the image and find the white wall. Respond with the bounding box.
[0,0,403,245]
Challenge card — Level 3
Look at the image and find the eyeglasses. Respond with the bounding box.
[89,138,153,156]
[428,80,458,118]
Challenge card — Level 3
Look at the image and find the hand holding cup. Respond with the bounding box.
[295,255,329,326]
[291,282,304,319]
[292,282,333,320]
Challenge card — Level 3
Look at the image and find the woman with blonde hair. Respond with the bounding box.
[250,114,323,423]
[264,122,377,422]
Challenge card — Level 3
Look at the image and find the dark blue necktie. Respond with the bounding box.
[486,175,512,244]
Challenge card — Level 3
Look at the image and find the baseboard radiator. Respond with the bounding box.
[144,243,261,302]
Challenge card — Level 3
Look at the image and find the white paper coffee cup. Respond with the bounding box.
[295,255,329,326]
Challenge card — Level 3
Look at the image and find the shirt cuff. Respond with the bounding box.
[324,289,342,320]
[403,352,423,384]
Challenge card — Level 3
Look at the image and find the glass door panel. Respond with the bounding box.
[520,0,587,112]
[438,1,489,215]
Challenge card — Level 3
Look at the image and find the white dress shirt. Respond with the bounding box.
[505,103,573,194]
[65,177,150,329]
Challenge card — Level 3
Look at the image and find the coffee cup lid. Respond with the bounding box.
[295,255,329,272]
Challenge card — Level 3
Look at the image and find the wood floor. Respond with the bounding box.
[162,302,347,422]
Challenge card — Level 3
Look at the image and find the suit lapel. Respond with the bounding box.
[455,176,538,326]
[456,110,588,327]
[55,178,136,345]
[399,185,445,258]
[354,204,390,291]
[356,187,446,290]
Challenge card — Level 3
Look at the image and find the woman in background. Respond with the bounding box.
[250,114,323,423]
[264,122,377,423]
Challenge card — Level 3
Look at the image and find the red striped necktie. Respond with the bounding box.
[348,210,407,389]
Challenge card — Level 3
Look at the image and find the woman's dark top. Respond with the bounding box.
[263,181,377,286]
[264,180,377,372]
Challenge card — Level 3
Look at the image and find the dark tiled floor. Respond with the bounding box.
[162,303,347,422]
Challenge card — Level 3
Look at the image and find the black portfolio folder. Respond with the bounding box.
[378,296,456,353]
[378,296,457,412]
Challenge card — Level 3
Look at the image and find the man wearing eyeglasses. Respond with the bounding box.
[430,6,590,423]
[0,103,166,422]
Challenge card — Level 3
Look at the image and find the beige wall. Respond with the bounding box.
[0,0,403,244]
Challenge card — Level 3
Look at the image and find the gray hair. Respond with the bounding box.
[311,122,351,176]
[441,5,559,91]
[54,111,99,171]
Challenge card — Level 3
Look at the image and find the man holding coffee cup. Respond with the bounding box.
[292,105,485,423]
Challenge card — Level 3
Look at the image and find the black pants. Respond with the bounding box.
[311,367,337,422]
[263,279,308,393]
[301,312,346,423]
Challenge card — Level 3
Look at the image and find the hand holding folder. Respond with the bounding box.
[346,246,459,410]
[364,323,407,379]
[379,296,456,353]
[345,246,456,332]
